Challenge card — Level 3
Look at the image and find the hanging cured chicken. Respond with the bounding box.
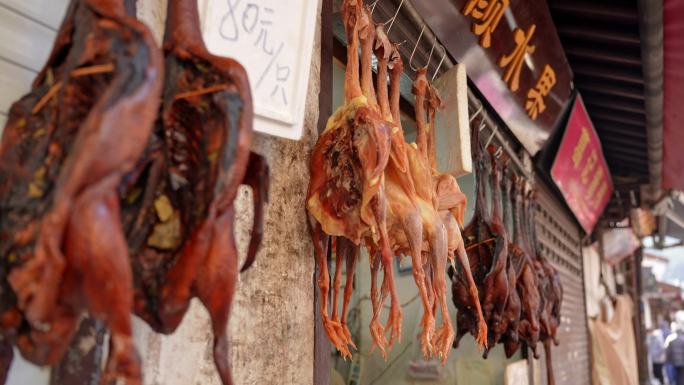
[307,0,395,358]
[308,0,483,363]
[0,0,163,382]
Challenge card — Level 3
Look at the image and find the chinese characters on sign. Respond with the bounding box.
[497,25,536,92]
[200,0,318,140]
[551,95,613,233]
[462,3,557,118]
[462,0,509,48]
[526,65,556,120]
[413,0,573,154]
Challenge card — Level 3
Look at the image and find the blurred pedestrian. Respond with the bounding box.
[650,328,667,384]
[666,325,684,385]
[664,321,677,385]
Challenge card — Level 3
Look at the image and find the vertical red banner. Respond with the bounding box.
[551,94,613,233]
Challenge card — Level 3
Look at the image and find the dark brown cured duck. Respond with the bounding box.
[0,0,163,382]
[118,0,268,384]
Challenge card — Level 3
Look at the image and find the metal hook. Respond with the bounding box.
[478,117,487,133]
[385,0,405,34]
[370,0,380,14]
[426,41,437,72]
[470,102,484,123]
[409,25,426,71]
[495,146,504,159]
[432,47,447,81]
[484,126,498,148]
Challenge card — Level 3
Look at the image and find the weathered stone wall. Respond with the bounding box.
[134,1,320,384]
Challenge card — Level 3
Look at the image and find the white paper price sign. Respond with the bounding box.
[199,0,318,140]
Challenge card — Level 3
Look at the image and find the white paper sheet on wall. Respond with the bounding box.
[199,0,318,140]
[434,63,472,177]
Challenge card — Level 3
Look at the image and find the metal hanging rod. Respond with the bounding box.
[468,95,533,181]
[372,0,532,181]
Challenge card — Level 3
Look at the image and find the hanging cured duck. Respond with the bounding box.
[451,114,563,384]
[0,0,268,384]
[0,0,163,382]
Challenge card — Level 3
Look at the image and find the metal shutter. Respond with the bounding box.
[534,180,591,385]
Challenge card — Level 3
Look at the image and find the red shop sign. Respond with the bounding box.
[551,94,613,233]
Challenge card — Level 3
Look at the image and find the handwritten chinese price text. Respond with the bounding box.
[220,0,292,106]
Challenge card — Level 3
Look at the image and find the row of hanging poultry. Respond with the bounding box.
[0,0,268,384]
[0,0,562,383]
[306,0,564,383]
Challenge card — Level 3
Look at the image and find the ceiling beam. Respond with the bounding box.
[557,25,640,46]
[549,1,638,23]
[566,47,642,67]
[575,81,645,100]
[572,64,644,85]
[594,125,648,140]
[582,94,646,114]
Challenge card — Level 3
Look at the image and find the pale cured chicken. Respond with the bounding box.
[423,79,487,354]
[0,0,163,382]
[369,25,426,356]
[307,0,394,358]
[309,0,483,363]
[407,69,457,360]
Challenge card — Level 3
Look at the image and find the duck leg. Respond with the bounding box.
[455,242,487,347]
[0,341,11,384]
[370,194,402,349]
[195,207,238,385]
[239,152,270,272]
[64,175,140,385]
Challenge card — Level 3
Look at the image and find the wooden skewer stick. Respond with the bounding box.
[32,63,116,114]
[173,84,228,101]
[465,237,496,252]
